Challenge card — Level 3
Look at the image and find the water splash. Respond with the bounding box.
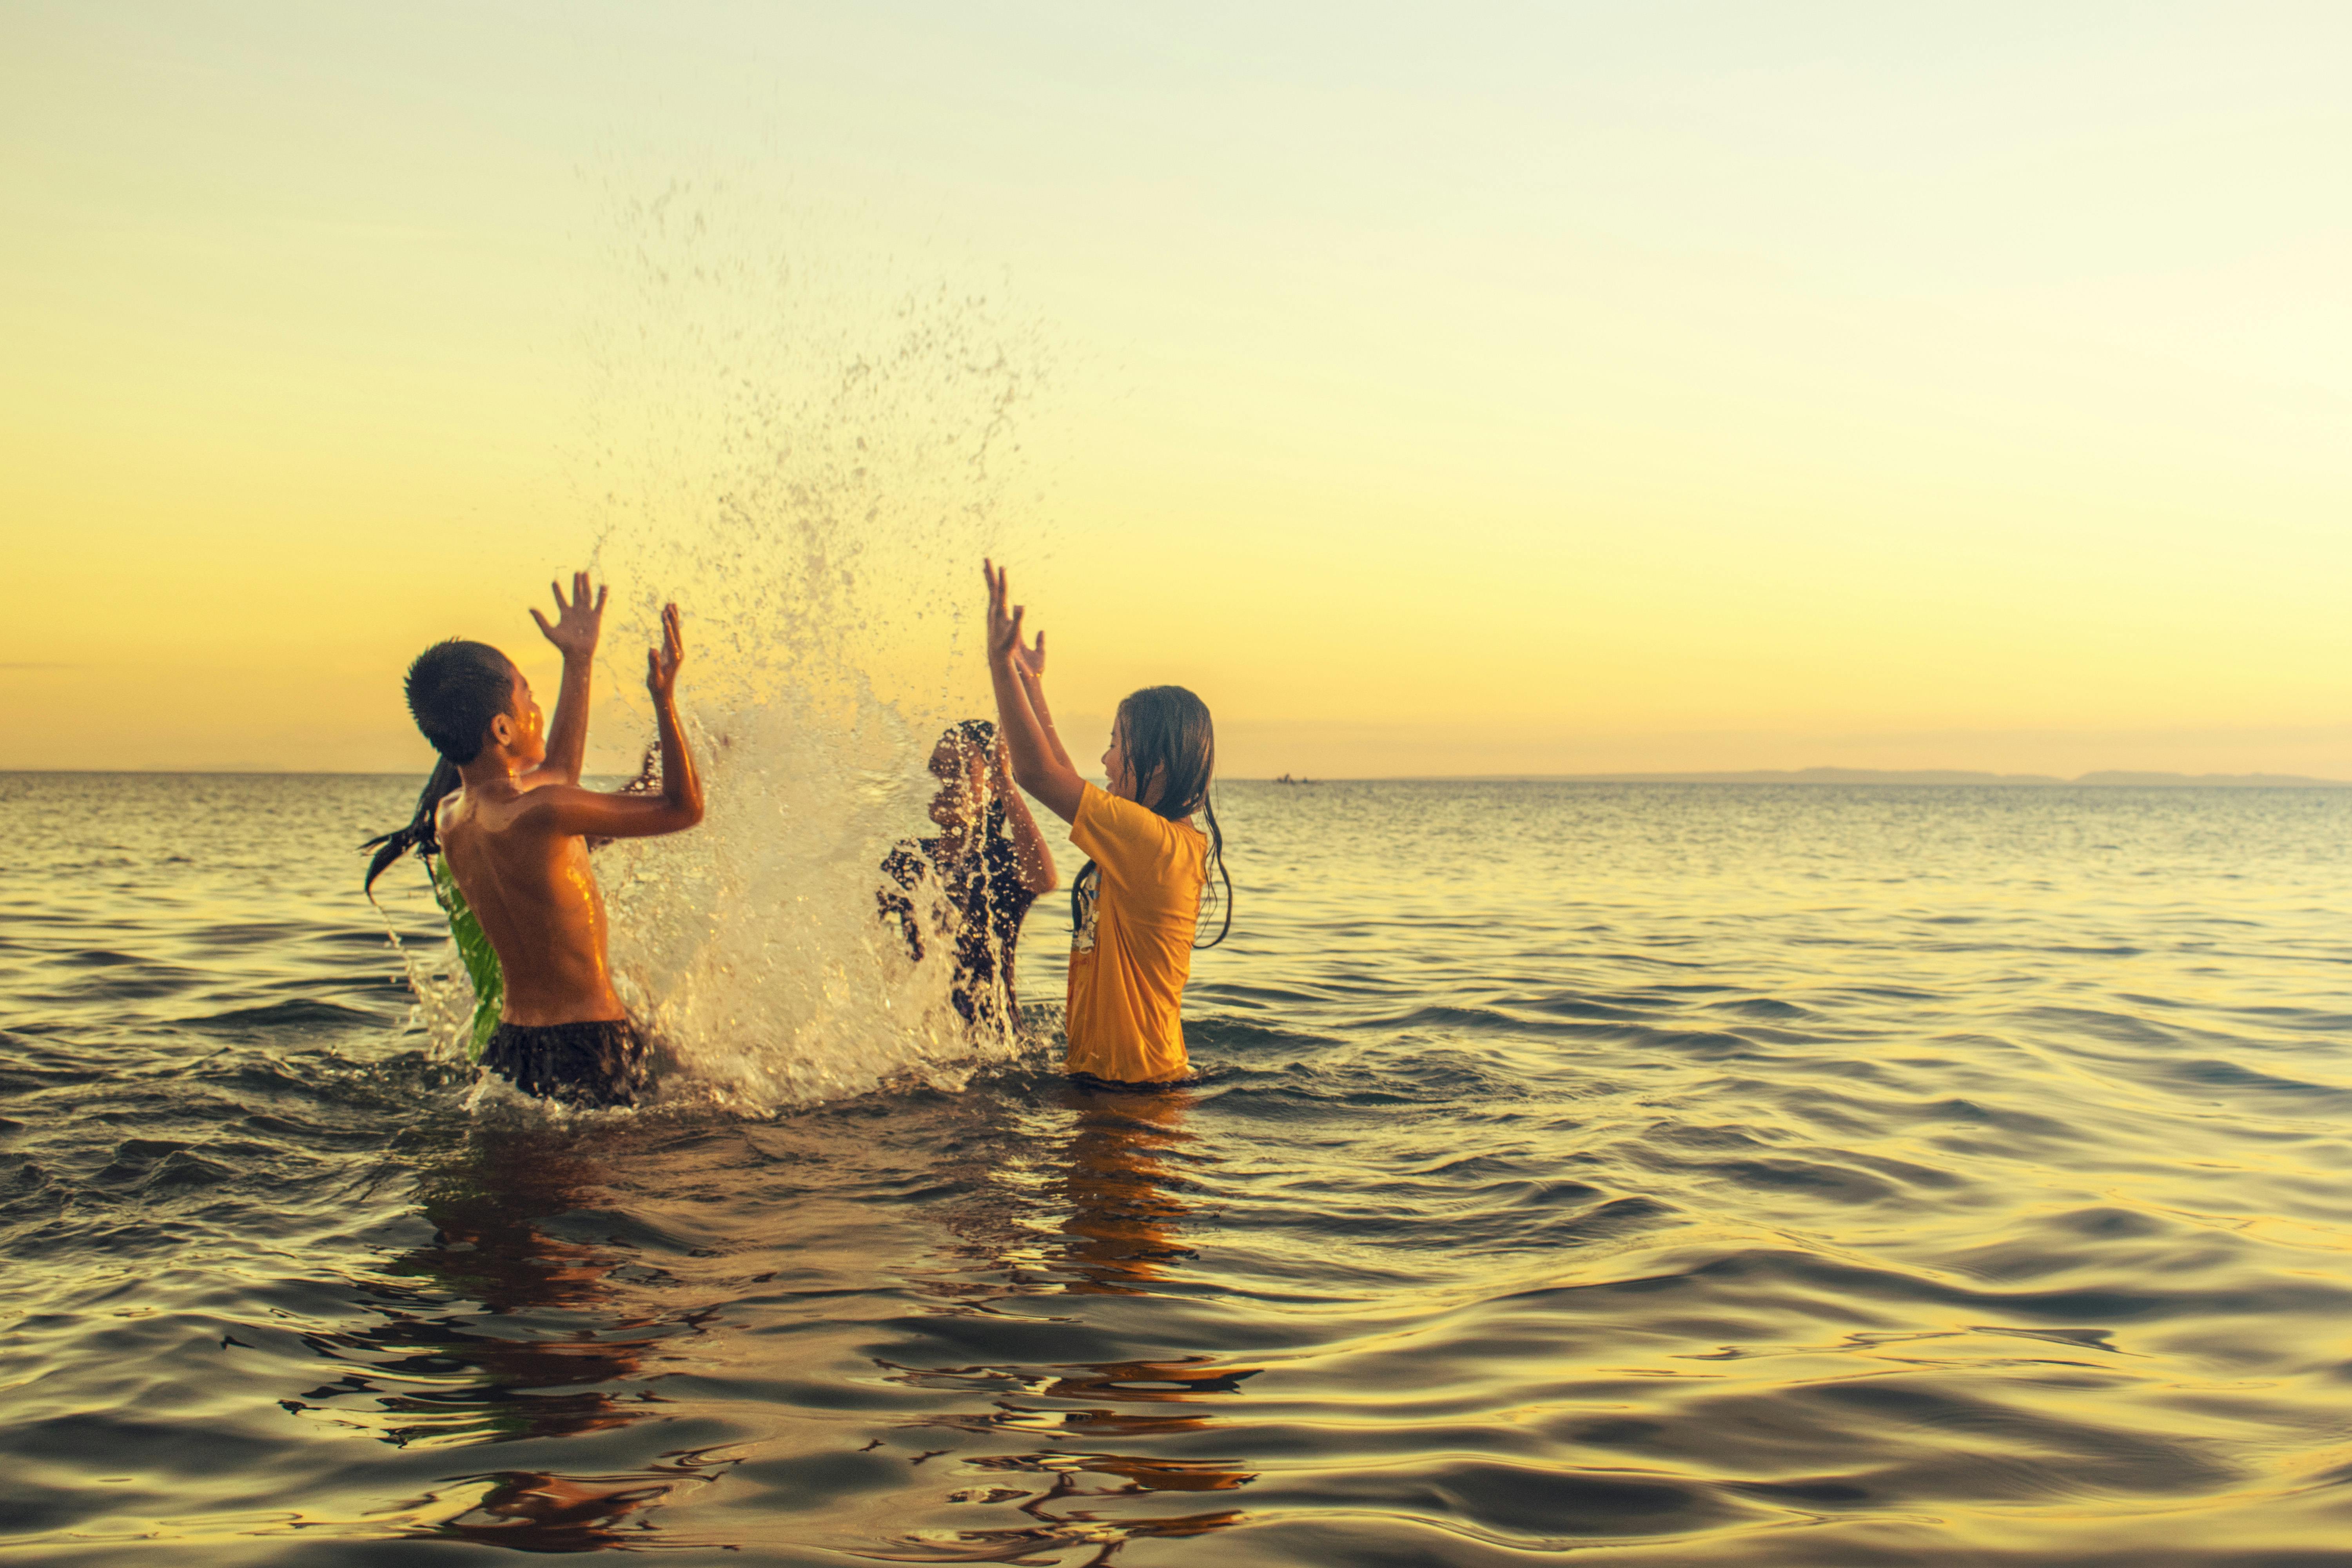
[388,918,480,1065]
[568,186,1055,1107]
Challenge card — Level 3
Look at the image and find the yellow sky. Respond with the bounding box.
[3,2,2347,777]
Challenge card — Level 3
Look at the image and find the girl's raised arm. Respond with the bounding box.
[983,560,1084,824]
[1014,628,1076,775]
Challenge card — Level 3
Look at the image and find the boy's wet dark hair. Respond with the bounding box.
[359,640,512,896]
[1071,685,1232,949]
[405,639,516,764]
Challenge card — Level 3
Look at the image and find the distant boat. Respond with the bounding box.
[1272,773,1318,786]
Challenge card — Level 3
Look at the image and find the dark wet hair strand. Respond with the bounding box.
[361,754,462,896]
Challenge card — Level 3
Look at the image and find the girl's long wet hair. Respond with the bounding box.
[361,755,462,896]
[1071,686,1232,949]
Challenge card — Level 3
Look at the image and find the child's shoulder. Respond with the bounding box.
[442,781,565,848]
[1082,788,1206,863]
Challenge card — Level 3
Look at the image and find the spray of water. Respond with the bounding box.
[403,184,1060,1110]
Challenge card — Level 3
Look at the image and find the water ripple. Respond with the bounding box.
[3,776,2351,1562]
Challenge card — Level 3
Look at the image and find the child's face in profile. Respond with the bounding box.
[1102,717,1137,804]
[501,668,547,768]
[926,737,987,831]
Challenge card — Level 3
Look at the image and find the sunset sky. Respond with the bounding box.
[4,2,2347,778]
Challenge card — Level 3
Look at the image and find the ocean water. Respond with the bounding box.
[4,771,2350,1566]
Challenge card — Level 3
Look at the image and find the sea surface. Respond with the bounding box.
[4,772,2350,1566]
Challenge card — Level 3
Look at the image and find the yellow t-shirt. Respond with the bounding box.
[1065,782,1207,1083]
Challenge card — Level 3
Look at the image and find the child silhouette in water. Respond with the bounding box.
[878,719,1057,1027]
[982,560,1231,1087]
[367,574,703,1106]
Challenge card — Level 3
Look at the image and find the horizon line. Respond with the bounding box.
[1269,766,2352,787]
[2,765,2347,788]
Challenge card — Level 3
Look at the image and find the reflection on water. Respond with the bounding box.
[283,1122,739,1550]
[5,774,2352,1563]
[883,1088,1256,1563]
[417,1457,733,1555]
[1055,1089,1201,1296]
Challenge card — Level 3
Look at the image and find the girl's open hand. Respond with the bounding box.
[531,570,607,659]
[646,603,685,700]
[982,559,1026,669]
[1014,626,1046,681]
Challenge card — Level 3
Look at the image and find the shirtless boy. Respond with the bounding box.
[397,578,703,1106]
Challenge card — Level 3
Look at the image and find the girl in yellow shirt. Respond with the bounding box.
[983,560,1232,1086]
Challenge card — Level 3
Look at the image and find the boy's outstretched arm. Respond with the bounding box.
[529,604,706,839]
[984,560,1083,824]
[523,570,606,788]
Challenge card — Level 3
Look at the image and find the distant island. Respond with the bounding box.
[1269,768,2350,788]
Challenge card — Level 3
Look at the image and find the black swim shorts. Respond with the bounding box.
[482,1018,648,1109]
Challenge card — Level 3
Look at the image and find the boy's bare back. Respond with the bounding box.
[437,782,625,1026]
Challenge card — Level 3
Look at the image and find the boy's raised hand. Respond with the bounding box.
[983,559,1026,668]
[531,571,607,659]
[646,603,686,700]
